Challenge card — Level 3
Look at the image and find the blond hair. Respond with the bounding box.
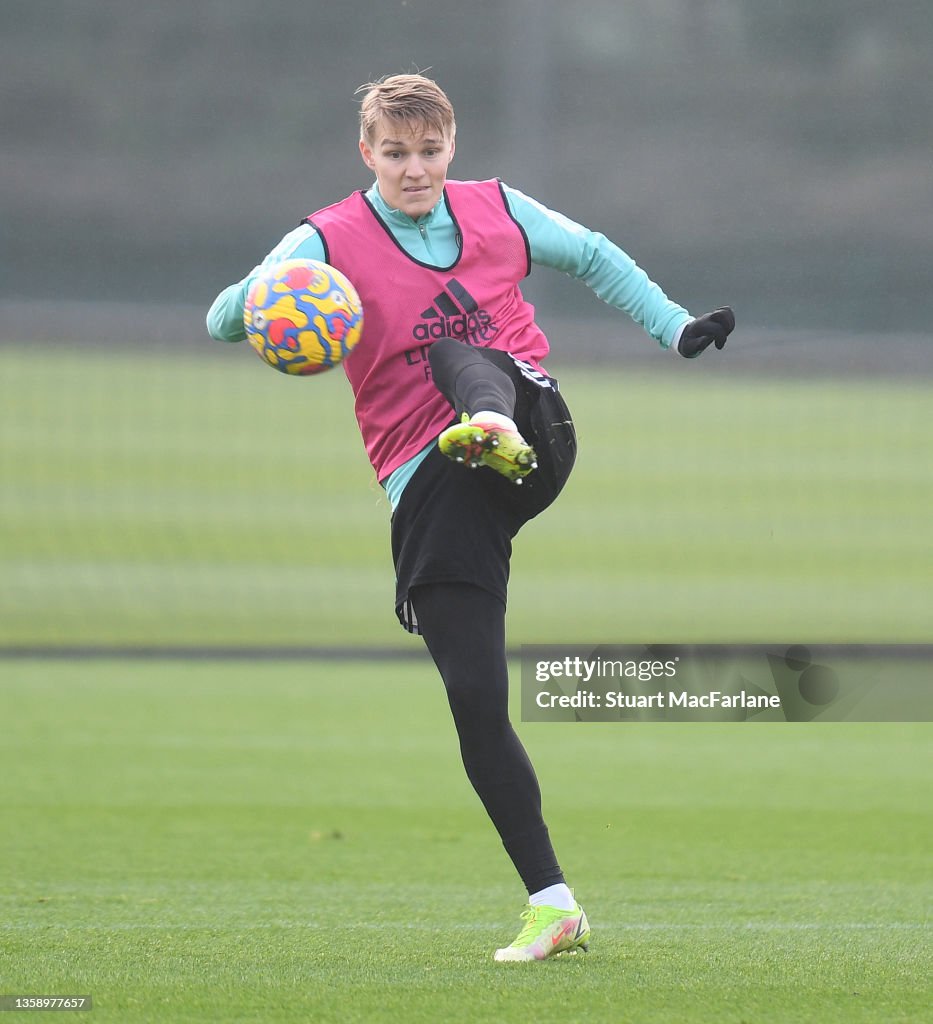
[357,74,456,144]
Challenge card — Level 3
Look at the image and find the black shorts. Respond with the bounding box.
[390,352,577,633]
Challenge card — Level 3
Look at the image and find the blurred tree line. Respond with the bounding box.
[2,0,931,331]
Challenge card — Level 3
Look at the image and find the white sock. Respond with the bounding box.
[469,410,517,432]
[528,883,576,911]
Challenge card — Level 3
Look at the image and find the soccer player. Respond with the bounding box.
[206,73,734,962]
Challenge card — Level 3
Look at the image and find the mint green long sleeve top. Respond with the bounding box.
[206,181,692,506]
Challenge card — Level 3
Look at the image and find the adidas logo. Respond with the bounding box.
[412,278,498,345]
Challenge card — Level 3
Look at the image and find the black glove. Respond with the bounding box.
[677,307,735,358]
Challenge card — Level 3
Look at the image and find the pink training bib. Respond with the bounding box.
[307,179,550,480]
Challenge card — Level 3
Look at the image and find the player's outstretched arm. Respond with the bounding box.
[677,307,736,358]
[206,279,252,342]
[206,223,329,343]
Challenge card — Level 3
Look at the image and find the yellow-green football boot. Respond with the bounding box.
[493,902,590,962]
[438,414,538,484]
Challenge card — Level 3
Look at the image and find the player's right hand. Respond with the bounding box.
[677,307,735,358]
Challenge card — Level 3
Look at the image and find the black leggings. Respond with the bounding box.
[410,581,565,894]
[427,336,518,420]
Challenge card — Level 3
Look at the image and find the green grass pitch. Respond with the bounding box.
[1,345,930,1020]
[1,346,931,646]
[2,659,930,1023]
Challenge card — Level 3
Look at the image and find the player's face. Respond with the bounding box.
[359,119,455,220]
